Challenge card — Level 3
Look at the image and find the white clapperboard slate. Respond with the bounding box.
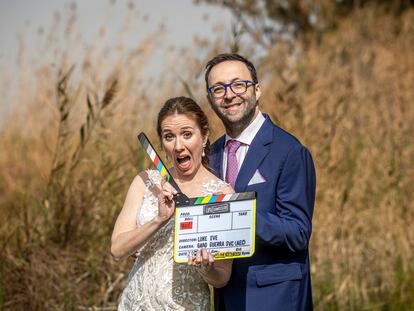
[138,132,256,263]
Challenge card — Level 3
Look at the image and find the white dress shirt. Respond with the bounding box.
[223,111,266,180]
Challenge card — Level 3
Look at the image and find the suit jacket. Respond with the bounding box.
[210,115,316,311]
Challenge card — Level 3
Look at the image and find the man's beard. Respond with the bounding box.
[217,95,258,133]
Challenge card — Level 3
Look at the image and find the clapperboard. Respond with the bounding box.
[138,132,256,263]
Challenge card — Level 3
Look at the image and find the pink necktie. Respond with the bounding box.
[225,140,241,188]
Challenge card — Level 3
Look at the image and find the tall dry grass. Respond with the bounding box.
[0,5,183,310]
[0,4,413,310]
[258,7,414,310]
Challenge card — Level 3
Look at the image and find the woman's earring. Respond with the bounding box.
[202,145,206,157]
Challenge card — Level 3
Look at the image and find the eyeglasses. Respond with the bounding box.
[208,80,256,99]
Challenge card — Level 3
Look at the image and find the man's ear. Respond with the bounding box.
[255,83,262,101]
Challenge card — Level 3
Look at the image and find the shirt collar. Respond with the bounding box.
[225,111,265,146]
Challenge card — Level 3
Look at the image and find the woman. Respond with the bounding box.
[111,96,233,310]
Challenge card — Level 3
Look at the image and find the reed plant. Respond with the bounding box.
[258,7,414,310]
[0,5,166,310]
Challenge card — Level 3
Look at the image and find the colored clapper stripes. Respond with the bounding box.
[191,192,255,205]
[138,133,169,179]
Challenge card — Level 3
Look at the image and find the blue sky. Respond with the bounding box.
[0,0,233,123]
[0,0,232,69]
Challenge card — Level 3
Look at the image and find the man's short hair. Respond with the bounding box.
[204,53,258,90]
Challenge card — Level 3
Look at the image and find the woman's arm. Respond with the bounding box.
[110,172,174,260]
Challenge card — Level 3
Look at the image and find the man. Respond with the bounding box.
[206,53,316,311]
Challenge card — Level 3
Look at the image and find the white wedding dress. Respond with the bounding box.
[118,170,227,311]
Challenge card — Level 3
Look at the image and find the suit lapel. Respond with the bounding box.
[211,135,226,179]
[235,116,273,192]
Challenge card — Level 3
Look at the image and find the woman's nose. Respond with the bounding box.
[174,138,184,151]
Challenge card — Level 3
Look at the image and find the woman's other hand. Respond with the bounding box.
[188,248,214,274]
[188,248,233,288]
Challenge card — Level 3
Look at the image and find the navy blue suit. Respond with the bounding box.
[210,115,316,311]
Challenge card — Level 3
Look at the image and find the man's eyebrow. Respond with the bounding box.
[212,77,243,85]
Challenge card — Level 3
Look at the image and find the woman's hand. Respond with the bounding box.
[188,248,233,288]
[188,248,215,274]
[156,177,177,223]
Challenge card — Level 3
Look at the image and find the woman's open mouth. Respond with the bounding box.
[176,155,191,171]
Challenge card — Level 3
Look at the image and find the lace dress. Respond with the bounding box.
[118,170,227,311]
